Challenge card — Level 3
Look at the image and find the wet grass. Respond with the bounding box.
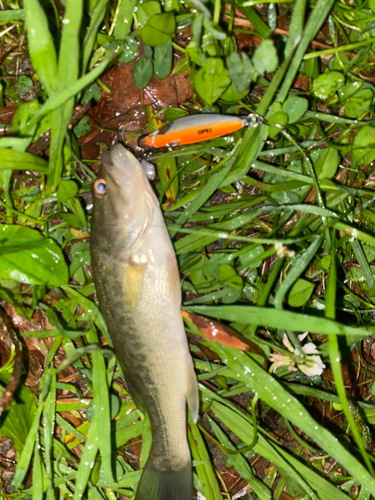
[1,0,375,499]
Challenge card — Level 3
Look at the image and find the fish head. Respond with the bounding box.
[91,144,155,255]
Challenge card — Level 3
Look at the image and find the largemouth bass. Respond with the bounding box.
[90,144,199,500]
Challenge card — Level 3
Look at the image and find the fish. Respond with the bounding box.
[139,113,251,149]
[90,143,199,500]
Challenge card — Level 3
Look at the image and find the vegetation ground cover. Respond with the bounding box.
[1,0,375,498]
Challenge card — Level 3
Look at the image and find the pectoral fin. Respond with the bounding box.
[123,262,146,311]
[186,359,199,423]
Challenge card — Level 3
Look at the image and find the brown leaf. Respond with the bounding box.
[182,311,267,368]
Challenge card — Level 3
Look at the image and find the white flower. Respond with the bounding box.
[270,353,293,370]
[271,333,326,377]
[275,242,295,258]
[299,355,326,377]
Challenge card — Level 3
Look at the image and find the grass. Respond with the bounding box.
[0,0,375,499]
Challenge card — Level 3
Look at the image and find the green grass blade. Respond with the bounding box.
[208,416,272,500]
[274,235,323,309]
[351,239,374,292]
[86,327,114,483]
[188,416,221,500]
[0,9,24,21]
[209,398,350,500]
[113,0,136,39]
[82,0,111,70]
[187,305,371,342]
[278,0,335,102]
[171,147,238,236]
[207,343,375,495]
[11,393,45,489]
[24,50,113,134]
[43,372,57,500]
[24,0,57,95]
[47,0,83,193]
[72,419,100,500]
[139,412,152,468]
[284,0,306,57]
[32,435,44,500]
[326,235,374,475]
[238,5,273,38]
[334,221,375,247]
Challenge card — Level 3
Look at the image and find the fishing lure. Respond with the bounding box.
[139,112,263,150]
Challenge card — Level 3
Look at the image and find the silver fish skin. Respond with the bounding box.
[90,144,199,500]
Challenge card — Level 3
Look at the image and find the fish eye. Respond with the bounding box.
[93,179,107,199]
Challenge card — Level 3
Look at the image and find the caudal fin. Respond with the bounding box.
[135,457,193,500]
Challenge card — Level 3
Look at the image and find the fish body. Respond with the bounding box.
[90,144,199,500]
[139,113,247,149]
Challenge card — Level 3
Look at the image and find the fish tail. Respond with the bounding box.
[135,457,193,500]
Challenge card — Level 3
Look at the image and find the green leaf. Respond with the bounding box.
[252,40,278,75]
[186,33,218,66]
[132,58,154,89]
[0,149,48,172]
[344,88,374,118]
[137,1,161,28]
[220,82,249,103]
[313,147,339,180]
[227,52,255,93]
[119,36,138,63]
[218,264,243,290]
[352,125,375,166]
[0,225,69,287]
[82,82,101,103]
[140,13,176,47]
[0,376,37,454]
[282,96,308,124]
[164,108,190,122]
[164,0,180,11]
[239,245,265,268]
[194,58,231,106]
[16,75,33,94]
[154,40,173,80]
[361,408,375,425]
[57,180,79,202]
[189,255,213,290]
[312,71,345,100]
[268,111,288,127]
[274,235,323,310]
[221,287,243,304]
[73,118,91,138]
[288,278,315,307]
[268,111,288,139]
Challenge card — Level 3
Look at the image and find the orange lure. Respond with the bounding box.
[139,113,253,149]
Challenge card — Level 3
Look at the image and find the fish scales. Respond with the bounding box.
[90,144,198,500]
